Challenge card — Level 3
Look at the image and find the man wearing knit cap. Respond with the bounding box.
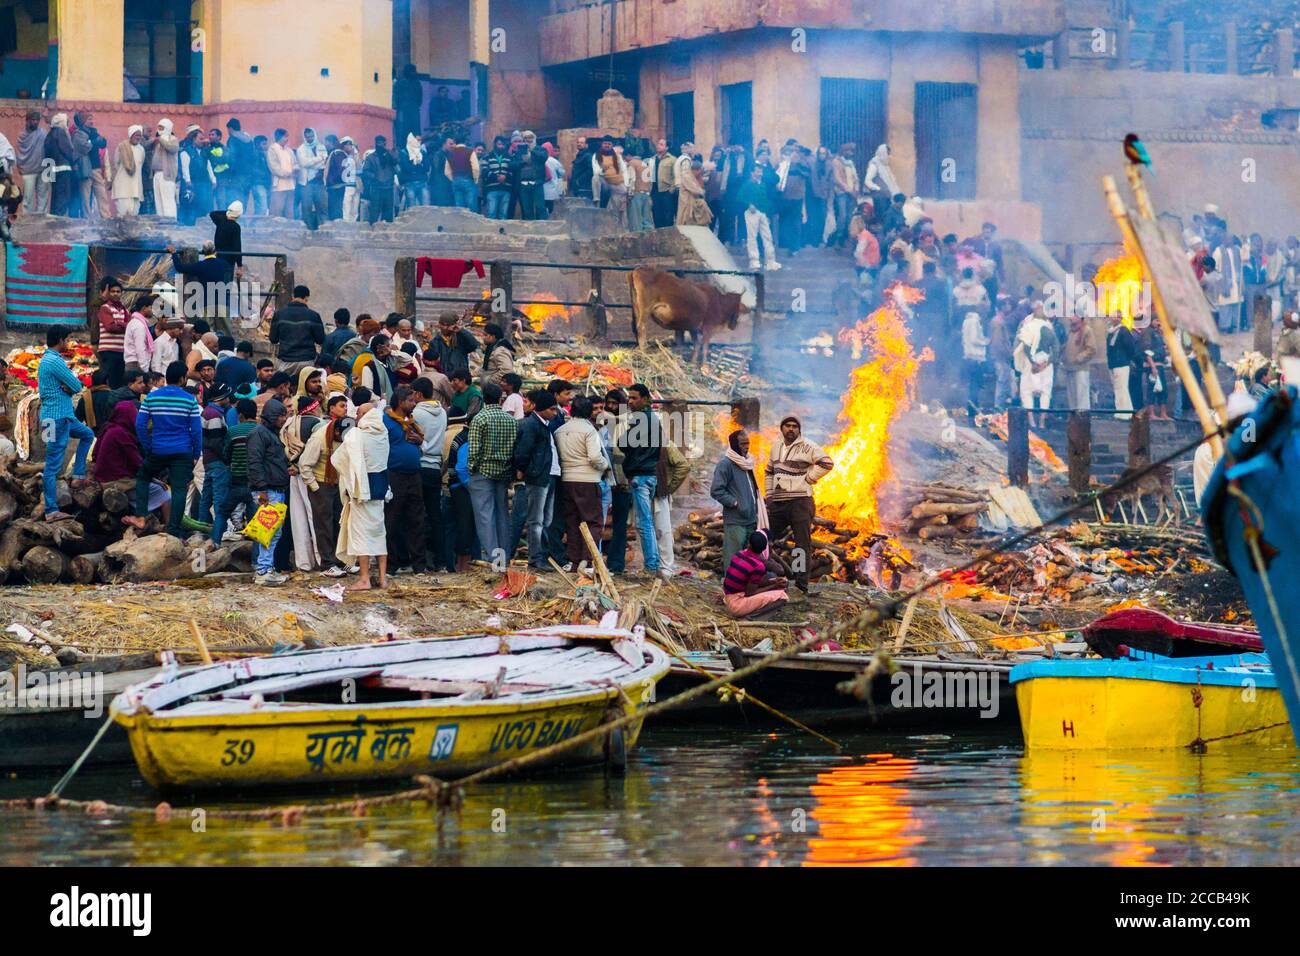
[765,415,833,593]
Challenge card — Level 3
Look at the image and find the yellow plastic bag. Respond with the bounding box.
[242,502,287,547]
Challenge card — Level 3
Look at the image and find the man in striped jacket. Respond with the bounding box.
[124,360,201,538]
[96,276,129,388]
[764,415,833,593]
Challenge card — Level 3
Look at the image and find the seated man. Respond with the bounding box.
[721,529,789,620]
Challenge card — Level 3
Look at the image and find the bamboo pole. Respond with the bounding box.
[1103,174,1223,457]
[189,618,213,666]
[1123,165,1229,432]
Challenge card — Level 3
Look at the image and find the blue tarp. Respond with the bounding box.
[1202,386,1300,744]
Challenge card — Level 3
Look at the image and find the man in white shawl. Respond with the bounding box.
[151,118,180,219]
[863,143,900,214]
[332,402,391,590]
[112,125,146,216]
[1013,303,1059,429]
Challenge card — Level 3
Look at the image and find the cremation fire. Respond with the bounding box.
[816,298,933,535]
[520,292,573,332]
[1094,253,1145,326]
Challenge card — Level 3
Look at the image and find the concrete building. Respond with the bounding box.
[405,0,1065,240]
[0,0,394,151]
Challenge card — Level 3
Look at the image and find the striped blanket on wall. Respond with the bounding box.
[4,243,89,329]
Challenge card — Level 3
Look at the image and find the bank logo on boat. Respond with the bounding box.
[429,724,459,760]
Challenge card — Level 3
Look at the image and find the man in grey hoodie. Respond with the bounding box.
[710,428,764,569]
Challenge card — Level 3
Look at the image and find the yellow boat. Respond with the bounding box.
[1011,652,1296,752]
[110,626,670,789]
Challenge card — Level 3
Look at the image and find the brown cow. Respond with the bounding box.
[628,267,749,365]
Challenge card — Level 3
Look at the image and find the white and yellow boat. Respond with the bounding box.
[110,626,670,789]
[1011,652,1296,752]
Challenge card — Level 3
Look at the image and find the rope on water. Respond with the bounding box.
[0,423,1230,824]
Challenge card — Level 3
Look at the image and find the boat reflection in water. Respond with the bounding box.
[805,755,922,866]
[1018,749,1300,866]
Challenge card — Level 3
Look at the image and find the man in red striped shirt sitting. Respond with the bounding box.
[722,530,789,620]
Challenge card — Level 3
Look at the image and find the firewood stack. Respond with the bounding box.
[675,510,910,586]
[676,481,990,583]
[0,461,253,585]
[882,481,990,540]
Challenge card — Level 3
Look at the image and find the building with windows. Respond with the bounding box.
[0,0,393,151]
[399,0,1065,238]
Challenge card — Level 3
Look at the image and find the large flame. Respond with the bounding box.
[1094,254,1144,327]
[520,292,573,333]
[817,300,932,534]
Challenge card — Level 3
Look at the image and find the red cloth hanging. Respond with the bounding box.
[416,257,486,288]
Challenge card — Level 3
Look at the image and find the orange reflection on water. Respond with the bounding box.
[805,755,922,866]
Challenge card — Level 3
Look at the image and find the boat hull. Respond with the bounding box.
[1012,655,1295,752]
[117,677,660,790]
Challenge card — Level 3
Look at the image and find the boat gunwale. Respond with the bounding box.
[1009,653,1277,688]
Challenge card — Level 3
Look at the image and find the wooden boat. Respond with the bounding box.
[658,648,1018,728]
[1082,607,1263,659]
[1202,387,1300,745]
[110,626,670,790]
[0,656,160,770]
[1011,651,1295,752]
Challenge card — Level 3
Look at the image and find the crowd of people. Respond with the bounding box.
[32,294,727,591]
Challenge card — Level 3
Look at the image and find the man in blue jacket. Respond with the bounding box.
[37,325,96,522]
[125,360,202,538]
[513,389,559,570]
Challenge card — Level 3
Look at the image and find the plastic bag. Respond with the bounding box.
[242,501,287,546]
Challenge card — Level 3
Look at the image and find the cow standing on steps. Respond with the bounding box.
[627,267,750,365]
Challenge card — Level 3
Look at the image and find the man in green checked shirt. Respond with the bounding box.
[467,381,517,566]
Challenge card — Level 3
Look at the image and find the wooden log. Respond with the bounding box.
[0,487,17,525]
[910,501,988,519]
[69,551,106,584]
[101,481,133,515]
[22,545,68,583]
[907,514,948,533]
[1067,411,1091,495]
[70,480,102,511]
[918,524,960,540]
[896,482,988,503]
[954,513,980,531]
[1007,407,1029,487]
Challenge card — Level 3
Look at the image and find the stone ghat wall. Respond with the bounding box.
[1,203,716,347]
[1020,69,1300,260]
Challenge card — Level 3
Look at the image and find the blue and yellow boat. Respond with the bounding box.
[110,626,670,790]
[1011,651,1295,752]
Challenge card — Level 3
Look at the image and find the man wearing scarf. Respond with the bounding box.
[282,393,324,572]
[111,125,146,216]
[151,118,180,219]
[297,393,350,575]
[382,385,427,573]
[352,332,396,405]
[711,428,769,569]
[333,402,390,590]
[16,110,48,214]
[43,113,76,216]
[296,127,328,230]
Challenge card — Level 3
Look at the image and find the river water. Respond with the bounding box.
[2,726,1298,865]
